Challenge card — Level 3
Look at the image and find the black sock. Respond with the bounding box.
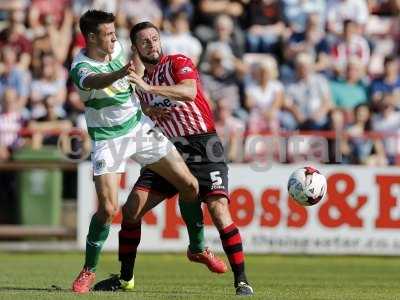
[120,258,135,281]
[119,221,141,281]
[234,272,248,287]
[219,223,248,287]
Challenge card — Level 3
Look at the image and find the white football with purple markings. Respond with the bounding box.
[287,166,327,206]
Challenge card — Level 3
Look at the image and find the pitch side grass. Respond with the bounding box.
[0,252,399,300]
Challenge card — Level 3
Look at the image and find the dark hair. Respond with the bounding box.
[384,55,397,66]
[79,10,115,37]
[169,11,188,22]
[354,103,371,130]
[343,19,355,28]
[129,22,159,44]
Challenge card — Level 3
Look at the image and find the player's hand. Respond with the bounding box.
[146,107,172,122]
[121,60,135,77]
[127,70,151,92]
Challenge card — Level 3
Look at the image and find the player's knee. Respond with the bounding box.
[98,201,119,223]
[190,178,199,197]
[181,177,199,202]
[105,203,119,221]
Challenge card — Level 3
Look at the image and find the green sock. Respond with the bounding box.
[84,214,110,272]
[179,200,205,253]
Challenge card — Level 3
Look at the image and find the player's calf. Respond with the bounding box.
[94,173,121,223]
[206,195,254,295]
[206,196,233,230]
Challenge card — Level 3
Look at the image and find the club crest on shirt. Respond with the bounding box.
[95,159,106,172]
[78,67,91,78]
[179,66,192,74]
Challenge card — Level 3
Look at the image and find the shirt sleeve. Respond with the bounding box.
[171,55,198,83]
[69,62,96,90]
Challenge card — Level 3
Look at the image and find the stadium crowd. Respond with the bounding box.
[0,0,399,165]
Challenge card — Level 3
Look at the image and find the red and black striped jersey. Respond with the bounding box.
[136,54,215,138]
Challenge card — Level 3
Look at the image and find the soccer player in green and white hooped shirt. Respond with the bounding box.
[69,10,209,293]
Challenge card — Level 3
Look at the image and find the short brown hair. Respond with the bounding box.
[79,10,115,38]
[129,22,159,44]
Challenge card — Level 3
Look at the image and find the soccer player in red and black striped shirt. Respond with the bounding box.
[94,22,253,296]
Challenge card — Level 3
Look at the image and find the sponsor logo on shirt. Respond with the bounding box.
[152,97,178,108]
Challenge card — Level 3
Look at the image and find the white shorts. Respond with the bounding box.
[91,115,174,176]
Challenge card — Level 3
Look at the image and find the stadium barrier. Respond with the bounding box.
[78,162,400,255]
[0,225,74,238]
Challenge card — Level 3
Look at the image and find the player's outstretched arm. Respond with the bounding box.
[83,61,134,90]
[149,79,196,102]
[129,70,196,102]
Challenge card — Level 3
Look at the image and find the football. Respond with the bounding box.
[287,166,327,206]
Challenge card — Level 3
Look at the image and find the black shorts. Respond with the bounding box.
[134,132,229,201]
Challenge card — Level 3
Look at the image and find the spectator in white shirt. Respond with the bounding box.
[162,11,202,65]
[244,55,283,134]
[372,92,400,165]
[30,52,67,119]
[285,52,333,129]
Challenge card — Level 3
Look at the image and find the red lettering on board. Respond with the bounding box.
[318,173,366,228]
[287,197,308,227]
[375,175,400,228]
[260,189,281,227]
[230,188,255,226]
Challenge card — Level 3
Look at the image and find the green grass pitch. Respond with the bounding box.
[0,252,400,299]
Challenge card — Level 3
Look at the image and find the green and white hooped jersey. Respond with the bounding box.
[70,41,141,141]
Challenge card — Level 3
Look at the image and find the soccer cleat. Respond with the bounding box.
[187,247,228,273]
[235,282,254,296]
[93,274,135,291]
[72,267,96,293]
